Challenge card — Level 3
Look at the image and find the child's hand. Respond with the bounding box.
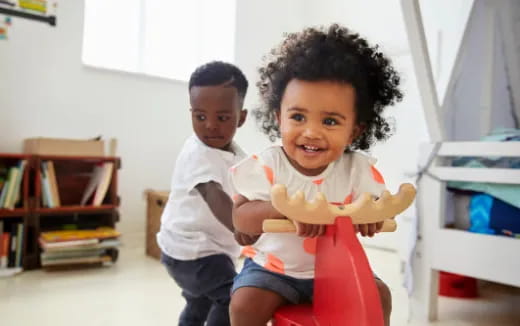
[234,230,260,246]
[292,221,326,238]
[355,222,384,237]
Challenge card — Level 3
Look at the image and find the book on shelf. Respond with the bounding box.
[42,238,120,252]
[45,161,61,207]
[93,162,114,206]
[80,162,113,206]
[0,164,7,201]
[15,223,23,267]
[41,254,115,267]
[11,160,26,209]
[3,167,18,209]
[0,160,26,209]
[42,248,107,260]
[39,238,98,250]
[8,228,16,268]
[40,161,57,208]
[0,222,23,270]
[80,163,104,205]
[0,179,8,208]
[39,227,120,243]
[0,231,9,268]
[0,221,5,268]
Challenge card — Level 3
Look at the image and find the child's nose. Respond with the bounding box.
[302,124,322,139]
[205,119,218,131]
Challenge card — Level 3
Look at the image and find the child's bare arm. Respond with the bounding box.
[234,231,260,246]
[196,181,234,232]
[233,194,285,235]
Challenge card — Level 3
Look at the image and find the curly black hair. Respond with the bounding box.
[189,61,249,105]
[255,24,402,151]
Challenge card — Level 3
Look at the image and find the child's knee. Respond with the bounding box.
[230,287,286,325]
[375,279,392,314]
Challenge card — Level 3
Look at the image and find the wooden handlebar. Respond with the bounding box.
[262,218,397,233]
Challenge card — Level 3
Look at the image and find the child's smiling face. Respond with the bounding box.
[278,79,361,176]
[190,84,246,151]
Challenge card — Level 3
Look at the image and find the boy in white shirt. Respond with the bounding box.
[157,61,250,326]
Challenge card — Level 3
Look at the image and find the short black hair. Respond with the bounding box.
[255,24,403,151]
[189,61,249,104]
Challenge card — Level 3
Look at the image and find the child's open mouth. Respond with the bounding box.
[300,144,324,153]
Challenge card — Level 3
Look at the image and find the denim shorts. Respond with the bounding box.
[232,258,382,305]
[231,258,314,304]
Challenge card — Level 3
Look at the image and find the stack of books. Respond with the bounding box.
[39,227,120,267]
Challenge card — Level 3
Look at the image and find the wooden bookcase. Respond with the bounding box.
[0,153,121,270]
[0,154,31,270]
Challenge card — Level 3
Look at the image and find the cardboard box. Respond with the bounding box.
[24,137,105,157]
[145,190,169,259]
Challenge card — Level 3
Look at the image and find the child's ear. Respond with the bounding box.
[275,110,281,124]
[353,124,365,141]
[238,109,248,127]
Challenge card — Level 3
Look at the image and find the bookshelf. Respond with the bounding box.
[0,153,121,270]
[0,154,30,273]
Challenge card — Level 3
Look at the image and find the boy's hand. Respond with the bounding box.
[234,231,260,246]
[355,222,384,237]
[292,221,326,238]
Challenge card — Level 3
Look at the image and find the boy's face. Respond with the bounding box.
[190,85,246,151]
[278,79,361,176]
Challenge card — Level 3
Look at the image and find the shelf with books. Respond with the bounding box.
[34,156,120,210]
[30,155,121,270]
[0,153,122,271]
[0,154,30,273]
[0,153,30,211]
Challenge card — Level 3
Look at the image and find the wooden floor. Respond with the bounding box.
[1,232,519,326]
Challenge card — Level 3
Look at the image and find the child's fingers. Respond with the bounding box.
[358,224,368,237]
[293,221,304,236]
[317,224,326,236]
[308,224,319,238]
[367,223,377,237]
[304,224,315,237]
[375,221,384,233]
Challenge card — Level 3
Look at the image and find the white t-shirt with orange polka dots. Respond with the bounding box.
[231,146,386,279]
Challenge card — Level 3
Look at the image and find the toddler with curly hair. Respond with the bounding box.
[229,24,402,326]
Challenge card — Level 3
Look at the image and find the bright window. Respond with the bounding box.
[82,0,236,81]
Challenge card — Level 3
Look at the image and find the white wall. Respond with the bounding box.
[0,1,430,255]
[296,0,430,253]
[0,1,190,234]
[0,0,308,234]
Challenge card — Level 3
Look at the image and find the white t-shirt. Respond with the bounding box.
[231,146,386,279]
[157,134,246,261]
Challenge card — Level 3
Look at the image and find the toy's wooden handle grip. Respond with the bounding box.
[262,218,396,233]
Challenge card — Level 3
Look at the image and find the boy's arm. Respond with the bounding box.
[196,181,234,232]
[232,194,285,235]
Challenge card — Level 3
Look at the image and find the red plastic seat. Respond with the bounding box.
[273,217,384,326]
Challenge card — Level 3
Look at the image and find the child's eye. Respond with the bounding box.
[323,117,338,126]
[290,113,305,122]
[218,115,231,122]
[196,114,206,121]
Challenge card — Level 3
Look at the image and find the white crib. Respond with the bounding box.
[401,0,520,321]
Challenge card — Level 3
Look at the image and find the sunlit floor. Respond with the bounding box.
[1,233,519,326]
